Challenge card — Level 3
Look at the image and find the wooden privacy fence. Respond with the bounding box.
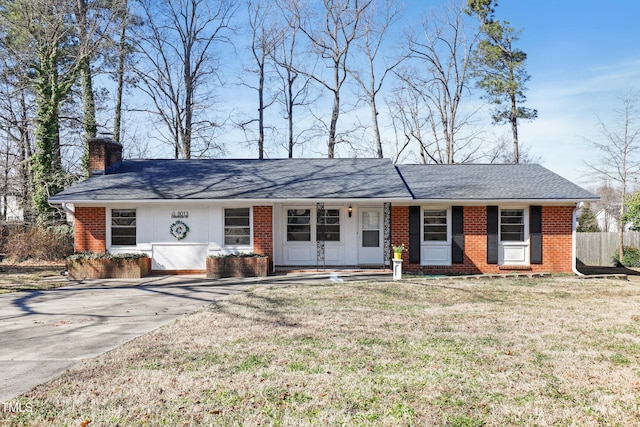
[576,231,640,266]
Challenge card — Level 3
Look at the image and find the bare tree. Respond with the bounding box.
[406,0,478,164]
[347,0,402,158]
[113,0,131,144]
[387,79,431,163]
[271,0,316,158]
[74,0,123,171]
[132,0,237,159]
[237,0,279,159]
[297,0,372,158]
[585,90,640,261]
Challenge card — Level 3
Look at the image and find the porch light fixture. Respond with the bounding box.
[348,204,353,218]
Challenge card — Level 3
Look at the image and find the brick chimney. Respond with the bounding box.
[88,137,123,175]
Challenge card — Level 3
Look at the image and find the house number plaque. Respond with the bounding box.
[171,211,189,219]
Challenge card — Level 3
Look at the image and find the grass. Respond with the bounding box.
[0,263,68,293]
[2,276,640,426]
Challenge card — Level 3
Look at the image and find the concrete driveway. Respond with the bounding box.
[0,271,391,402]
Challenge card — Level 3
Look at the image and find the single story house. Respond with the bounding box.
[49,138,598,275]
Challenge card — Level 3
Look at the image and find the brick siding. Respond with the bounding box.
[253,206,273,259]
[391,205,575,274]
[74,206,107,253]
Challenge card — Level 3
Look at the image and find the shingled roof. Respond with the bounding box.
[49,159,597,203]
[49,158,413,202]
[395,164,597,201]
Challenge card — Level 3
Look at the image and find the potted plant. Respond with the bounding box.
[392,244,405,260]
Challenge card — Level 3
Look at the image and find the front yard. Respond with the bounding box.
[2,276,640,426]
[0,263,67,294]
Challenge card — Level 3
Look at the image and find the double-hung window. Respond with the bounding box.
[286,207,341,242]
[500,209,525,241]
[423,209,448,241]
[111,209,136,246]
[287,209,311,241]
[317,209,340,241]
[224,208,251,246]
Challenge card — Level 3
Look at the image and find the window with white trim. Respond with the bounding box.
[111,209,136,246]
[287,209,311,241]
[500,209,525,241]
[317,208,341,242]
[423,209,448,241]
[224,208,250,246]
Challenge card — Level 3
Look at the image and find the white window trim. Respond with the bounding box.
[421,206,452,245]
[284,205,344,244]
[222,207,253,250]
[498,206,530,265]
[499,207,529,245]
[421,206,452,266]
[107,207,138,251]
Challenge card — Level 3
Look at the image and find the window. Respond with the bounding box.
[224,208,250,246]
[111,209,136,246]
[287,209,311,241]
[423,209,447,241]
[317,209,340,242]
[501,209,524,241]
[362,211,380,247]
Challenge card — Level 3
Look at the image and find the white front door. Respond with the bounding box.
[358,208,383,265]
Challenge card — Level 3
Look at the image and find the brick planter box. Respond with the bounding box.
[68,257,151,280]
[206,256,269,278]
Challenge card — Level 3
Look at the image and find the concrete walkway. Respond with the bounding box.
[0,271,391,402]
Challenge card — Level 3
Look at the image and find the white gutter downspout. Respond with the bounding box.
[61,202,75,219]
[572,203,583,276]
[61,203,76,252]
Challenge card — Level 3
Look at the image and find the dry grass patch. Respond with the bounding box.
[0,264,67,293]
[3,277,640,426]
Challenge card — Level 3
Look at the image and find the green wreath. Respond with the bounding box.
[170,220,190,240]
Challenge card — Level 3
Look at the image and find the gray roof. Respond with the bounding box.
[49,159,597,203]
[396,164,598,201]
[49,158,413,202]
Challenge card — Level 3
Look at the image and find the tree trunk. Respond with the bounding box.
[113,0,128,144]
[33,53,64,223]
[287,74,294,158]
[18,90,32,222]
[511,93,519,164]
[80,56,97,170]
[371,95,382,158]
[258,61,265,159]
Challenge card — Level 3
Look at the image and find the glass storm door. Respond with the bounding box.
[358,209,383,265]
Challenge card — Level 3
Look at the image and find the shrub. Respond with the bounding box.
[208,253,268,259]
[3,224,74,261]
[613,246,640,267]
[67,252,148,261]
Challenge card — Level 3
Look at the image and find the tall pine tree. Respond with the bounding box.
[466,0,536,164]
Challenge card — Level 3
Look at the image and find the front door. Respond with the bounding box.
[358,208,383,265]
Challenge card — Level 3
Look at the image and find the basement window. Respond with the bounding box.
[111,209,136,246]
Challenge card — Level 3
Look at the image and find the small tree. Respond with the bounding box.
[577,203,600,232]
[585,91,640,261]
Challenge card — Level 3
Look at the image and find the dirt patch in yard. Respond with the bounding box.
[2,276,640,426]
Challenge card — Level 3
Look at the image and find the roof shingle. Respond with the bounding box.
[395,164,597,201]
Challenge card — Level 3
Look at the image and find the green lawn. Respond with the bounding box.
[2,276,640,426]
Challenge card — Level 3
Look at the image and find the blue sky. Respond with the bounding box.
[127,1,640,190]
[472,0,640,187]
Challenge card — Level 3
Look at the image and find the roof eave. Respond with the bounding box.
[49,196,415,205]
